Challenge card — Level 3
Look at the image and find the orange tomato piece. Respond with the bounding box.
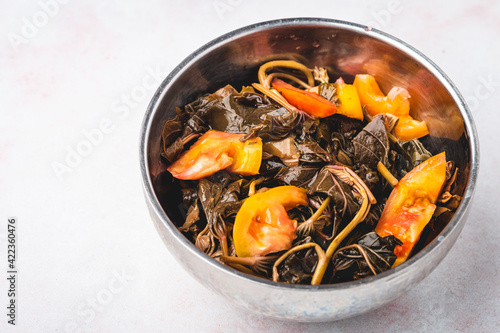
[167,130,262,180]
[272,78,336,118]
[353,74,410,117]
[394,116,429,141]
[353,74,429,141]
[233,186,308,257]
[375,152,447,266]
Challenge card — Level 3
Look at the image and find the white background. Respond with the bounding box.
[1,0,499,332]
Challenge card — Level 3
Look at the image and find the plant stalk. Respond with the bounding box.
[377,161,399,187]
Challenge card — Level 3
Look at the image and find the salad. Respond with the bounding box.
[159,60,461,285]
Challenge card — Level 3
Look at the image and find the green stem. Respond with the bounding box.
[248,177,265,197]
[305,196,331,225]
[252,83,297,112]
[221,255,262,266]
[225,262,258,276]
[310,167,372,285]
[219,234,228,257]
[311,192,369,285]
[297,197,331,239]
[377,161,399,187]
[266,72,311,89]
[258,60,315,88]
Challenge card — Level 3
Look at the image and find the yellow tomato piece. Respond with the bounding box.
[226,138,263,176]
[375,152,447,266]
[233,186,308,257]
[353,74,430,141]
[353,74,410,117]
[394,116,430,141]
[336,84,364,121]
[167,130,262,180]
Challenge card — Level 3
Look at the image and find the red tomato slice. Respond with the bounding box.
[272,78,337,118]
[375,152,447,266]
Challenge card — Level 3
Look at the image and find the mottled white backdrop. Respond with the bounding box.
[1,0,498,332]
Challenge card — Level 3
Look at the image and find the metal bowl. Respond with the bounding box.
[140,18,479,322]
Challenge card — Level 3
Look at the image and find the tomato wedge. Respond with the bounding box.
[353,74,411,117]
[375,152,447,266]
[335,83,364,120]
[353,74,429,140]
[394,115,430,142]
[272,78,337,118]
[233,186,308,257]
[167,130,262,180]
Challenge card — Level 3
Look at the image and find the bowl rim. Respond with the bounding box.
[140,17,479,291]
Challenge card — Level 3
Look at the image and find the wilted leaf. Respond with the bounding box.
[179,199,200,233]
[331,232,401,282]
[276,165,320,187]
[241,109,304,142]
[277,237,318,284]
[308,166,361,218]
[352,114,390,169]
[392,138,432,177]
[160,108,186,163]
[318,83,339,104]
[297,139,334,164]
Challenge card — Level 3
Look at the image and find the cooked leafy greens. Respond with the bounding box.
[158,60,462,285]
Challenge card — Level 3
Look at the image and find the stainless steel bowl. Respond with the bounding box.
[140,18,479,322]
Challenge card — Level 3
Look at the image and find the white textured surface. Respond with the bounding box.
[1,0,499,332]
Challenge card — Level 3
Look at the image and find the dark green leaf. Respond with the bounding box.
[277,237,318,284]
[331,232,401,282]
[198,177,244,243]
[330,132,354,166]
[258,157,287,176]
[355,165,380,193]
[241,109,304,142]
[276,165,320,187]
[308,166,361,218]
[297,139,334,164]
[179,199,200,234]
[181,187,198,207]
[393,138,432,177]
[160,109,185,163]
[352,114,390,169]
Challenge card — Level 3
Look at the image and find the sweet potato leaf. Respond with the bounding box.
[393,138,432,177]
[275,165,320,188]
[331,231,401,282]
[352,114,390,169]
[241,108,304,142]
[277,237,318,284]
[307,166,361,218]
